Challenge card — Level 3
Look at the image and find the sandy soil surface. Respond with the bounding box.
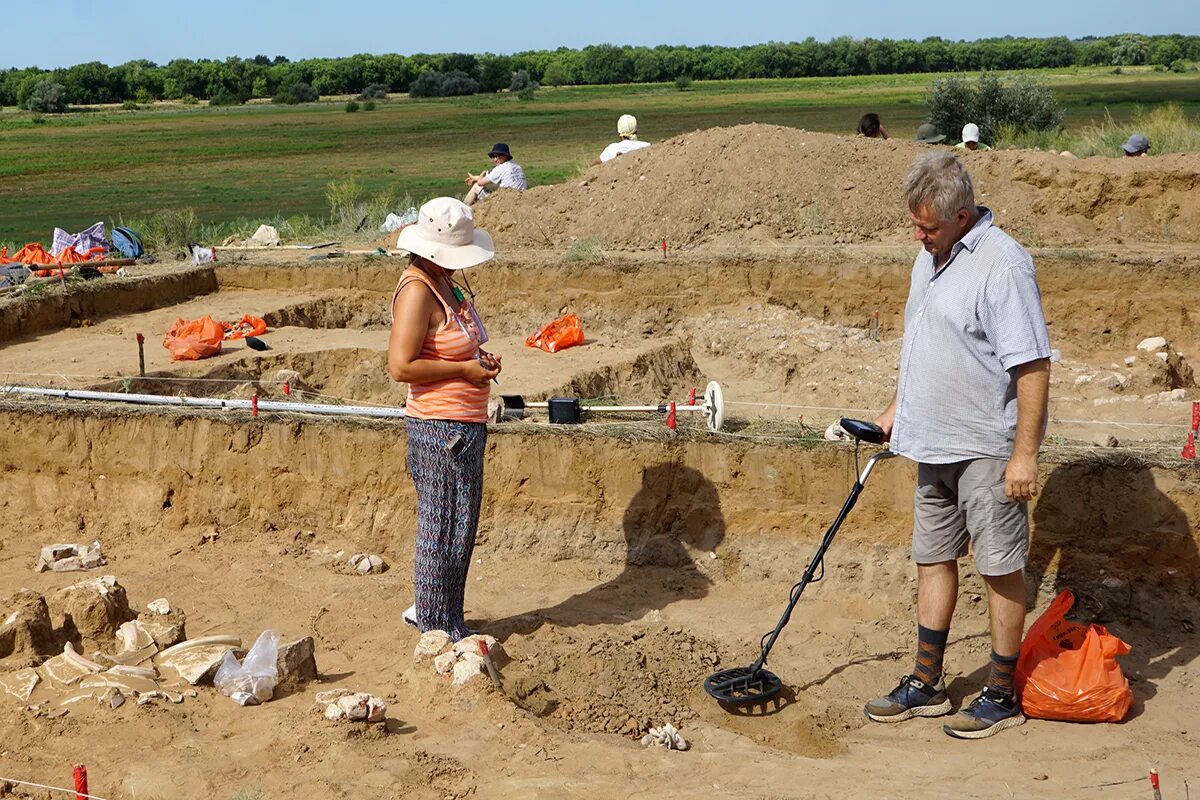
[2,126,1200,799]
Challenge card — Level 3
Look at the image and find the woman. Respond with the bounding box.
[856,112,889,139]
[388,197,501,641]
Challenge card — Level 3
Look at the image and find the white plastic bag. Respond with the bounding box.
[214,629,280,706]
[380,207,418,233]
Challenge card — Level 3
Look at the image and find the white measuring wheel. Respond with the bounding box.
[703,381,725,432]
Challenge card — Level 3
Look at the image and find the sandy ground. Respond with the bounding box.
[2,127,1200,799]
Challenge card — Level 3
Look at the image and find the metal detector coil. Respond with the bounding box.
[704,419,894,706]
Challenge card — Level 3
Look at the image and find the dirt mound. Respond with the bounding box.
[0,590,58,666]
[50,576,135,651]
[474,123,1200,250]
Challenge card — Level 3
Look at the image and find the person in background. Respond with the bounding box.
[593,114,651,165]
[464,143,527,205]
[389,198,501,641]
[857,112,889,139]
[914,123,947,145]
[863,151,1052,740]
[1122,133,1150,157]
[955,123,991,151]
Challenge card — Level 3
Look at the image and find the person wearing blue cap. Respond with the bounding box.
[464,143,528,205]
[1122,134,1150,157]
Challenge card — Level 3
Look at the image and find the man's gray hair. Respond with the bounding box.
[903,151,976,221]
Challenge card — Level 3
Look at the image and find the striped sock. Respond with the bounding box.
[914,625,949,685]
[987,651,1019,698]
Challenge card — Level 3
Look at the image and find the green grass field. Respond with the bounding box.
[1,67,1197,245]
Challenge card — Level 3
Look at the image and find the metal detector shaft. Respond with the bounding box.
[749,449,897,672]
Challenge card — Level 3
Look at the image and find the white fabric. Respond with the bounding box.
[599,139,651,163]
[484,160,527,191]
[617,114,638,136]
[962,123,980,143]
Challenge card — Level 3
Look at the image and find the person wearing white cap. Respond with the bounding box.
[389,198,500,641]
[1122,133,1150,157]
[592,114,651,165]
[955,123,991,152]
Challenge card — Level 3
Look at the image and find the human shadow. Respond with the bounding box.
[1026,459,1198,713]
[486,463,726,638]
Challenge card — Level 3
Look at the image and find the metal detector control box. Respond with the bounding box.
[547,397,582,424]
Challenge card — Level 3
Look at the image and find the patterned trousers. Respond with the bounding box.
[406,417,487,641]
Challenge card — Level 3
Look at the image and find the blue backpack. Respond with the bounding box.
[111,226,145,258]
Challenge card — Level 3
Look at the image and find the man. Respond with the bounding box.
[914,123,946,144]
[464,143,527,205]
[864,151,1052,740]
[1122,133,1150,157]
[592,114,651,165]
[955,123,991,151]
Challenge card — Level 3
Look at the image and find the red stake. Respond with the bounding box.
[661,238,667,259]
[1192,401,1199,432]
[665,401,677,430]
[687,387,697,406]
[251,393,259,418]
[73,765,88,800]
[1150,769,1162,800]
[282,381,291,397]
[1183,432,1196,461]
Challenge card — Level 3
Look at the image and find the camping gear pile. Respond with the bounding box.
[0,223,144,287]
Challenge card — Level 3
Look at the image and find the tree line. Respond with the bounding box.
[2,33,1196,108]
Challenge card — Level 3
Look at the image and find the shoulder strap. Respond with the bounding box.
[392,267,454,321]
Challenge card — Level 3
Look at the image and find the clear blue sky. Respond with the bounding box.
[7,0,1196,69]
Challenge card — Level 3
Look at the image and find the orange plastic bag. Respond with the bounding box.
[11,243,56,265]
[221,314,267,340]
[525,313,585,354]
[163,316,224,361]
[1015,589,1133,723]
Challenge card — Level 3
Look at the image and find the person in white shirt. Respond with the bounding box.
[464,143,527,205]
[593,114,651,165]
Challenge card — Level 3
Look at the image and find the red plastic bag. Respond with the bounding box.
[221,314,268,340]
[1015,589,1133,723]
[525,313,585,354]
[163,316,224,361]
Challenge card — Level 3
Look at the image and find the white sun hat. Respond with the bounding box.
[962,123,981,144]
[395,197,495,271]
[617,114,638,139]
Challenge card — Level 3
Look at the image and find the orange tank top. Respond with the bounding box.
[392,267,490,423]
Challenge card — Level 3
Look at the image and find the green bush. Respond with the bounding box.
[509,69,538,94]
[180,94,199,105]
[272,82,318,105]
[134,88,152,104]
[1170,59,1192,73]
[408,69,479,98]
[674,75,693,91]
[345,100,360,112]
[927,72,1062,145]
[208,89,241,106]
[362,100,376,111]
[121,99,139,111]
[25,80,67,113]
[358,83,388,100]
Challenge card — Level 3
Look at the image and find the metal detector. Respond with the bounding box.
[703,418,896,706]
[497,380,725,432]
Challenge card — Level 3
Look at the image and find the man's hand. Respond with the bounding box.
[1004,452,1039,503]
[873,400,897,443]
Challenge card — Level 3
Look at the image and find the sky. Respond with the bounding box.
[6,0,1197,69]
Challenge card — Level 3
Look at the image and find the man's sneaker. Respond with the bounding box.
[943,687,1026,739]
[402,604,417,627]
[864,675,952,722]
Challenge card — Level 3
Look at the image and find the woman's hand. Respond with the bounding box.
[461,357,500,387]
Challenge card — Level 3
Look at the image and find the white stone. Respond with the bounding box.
[1074,375,1093,386]
[1123,356,1137,366]
[1137,336,1169,353]
[1099,373,1125,390]
[325,692,386,723]
[413,630,451,661]
[452,653,486,686]
[433,652,458,675]
[1157,352,1170,362]
[451,634,500,659]
[249,224,281,246]
[1158,389,1187,401]
[1091,434,1119,448]
[146,598,171,615]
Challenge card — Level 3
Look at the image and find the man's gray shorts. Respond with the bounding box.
[912,458,1028,576]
